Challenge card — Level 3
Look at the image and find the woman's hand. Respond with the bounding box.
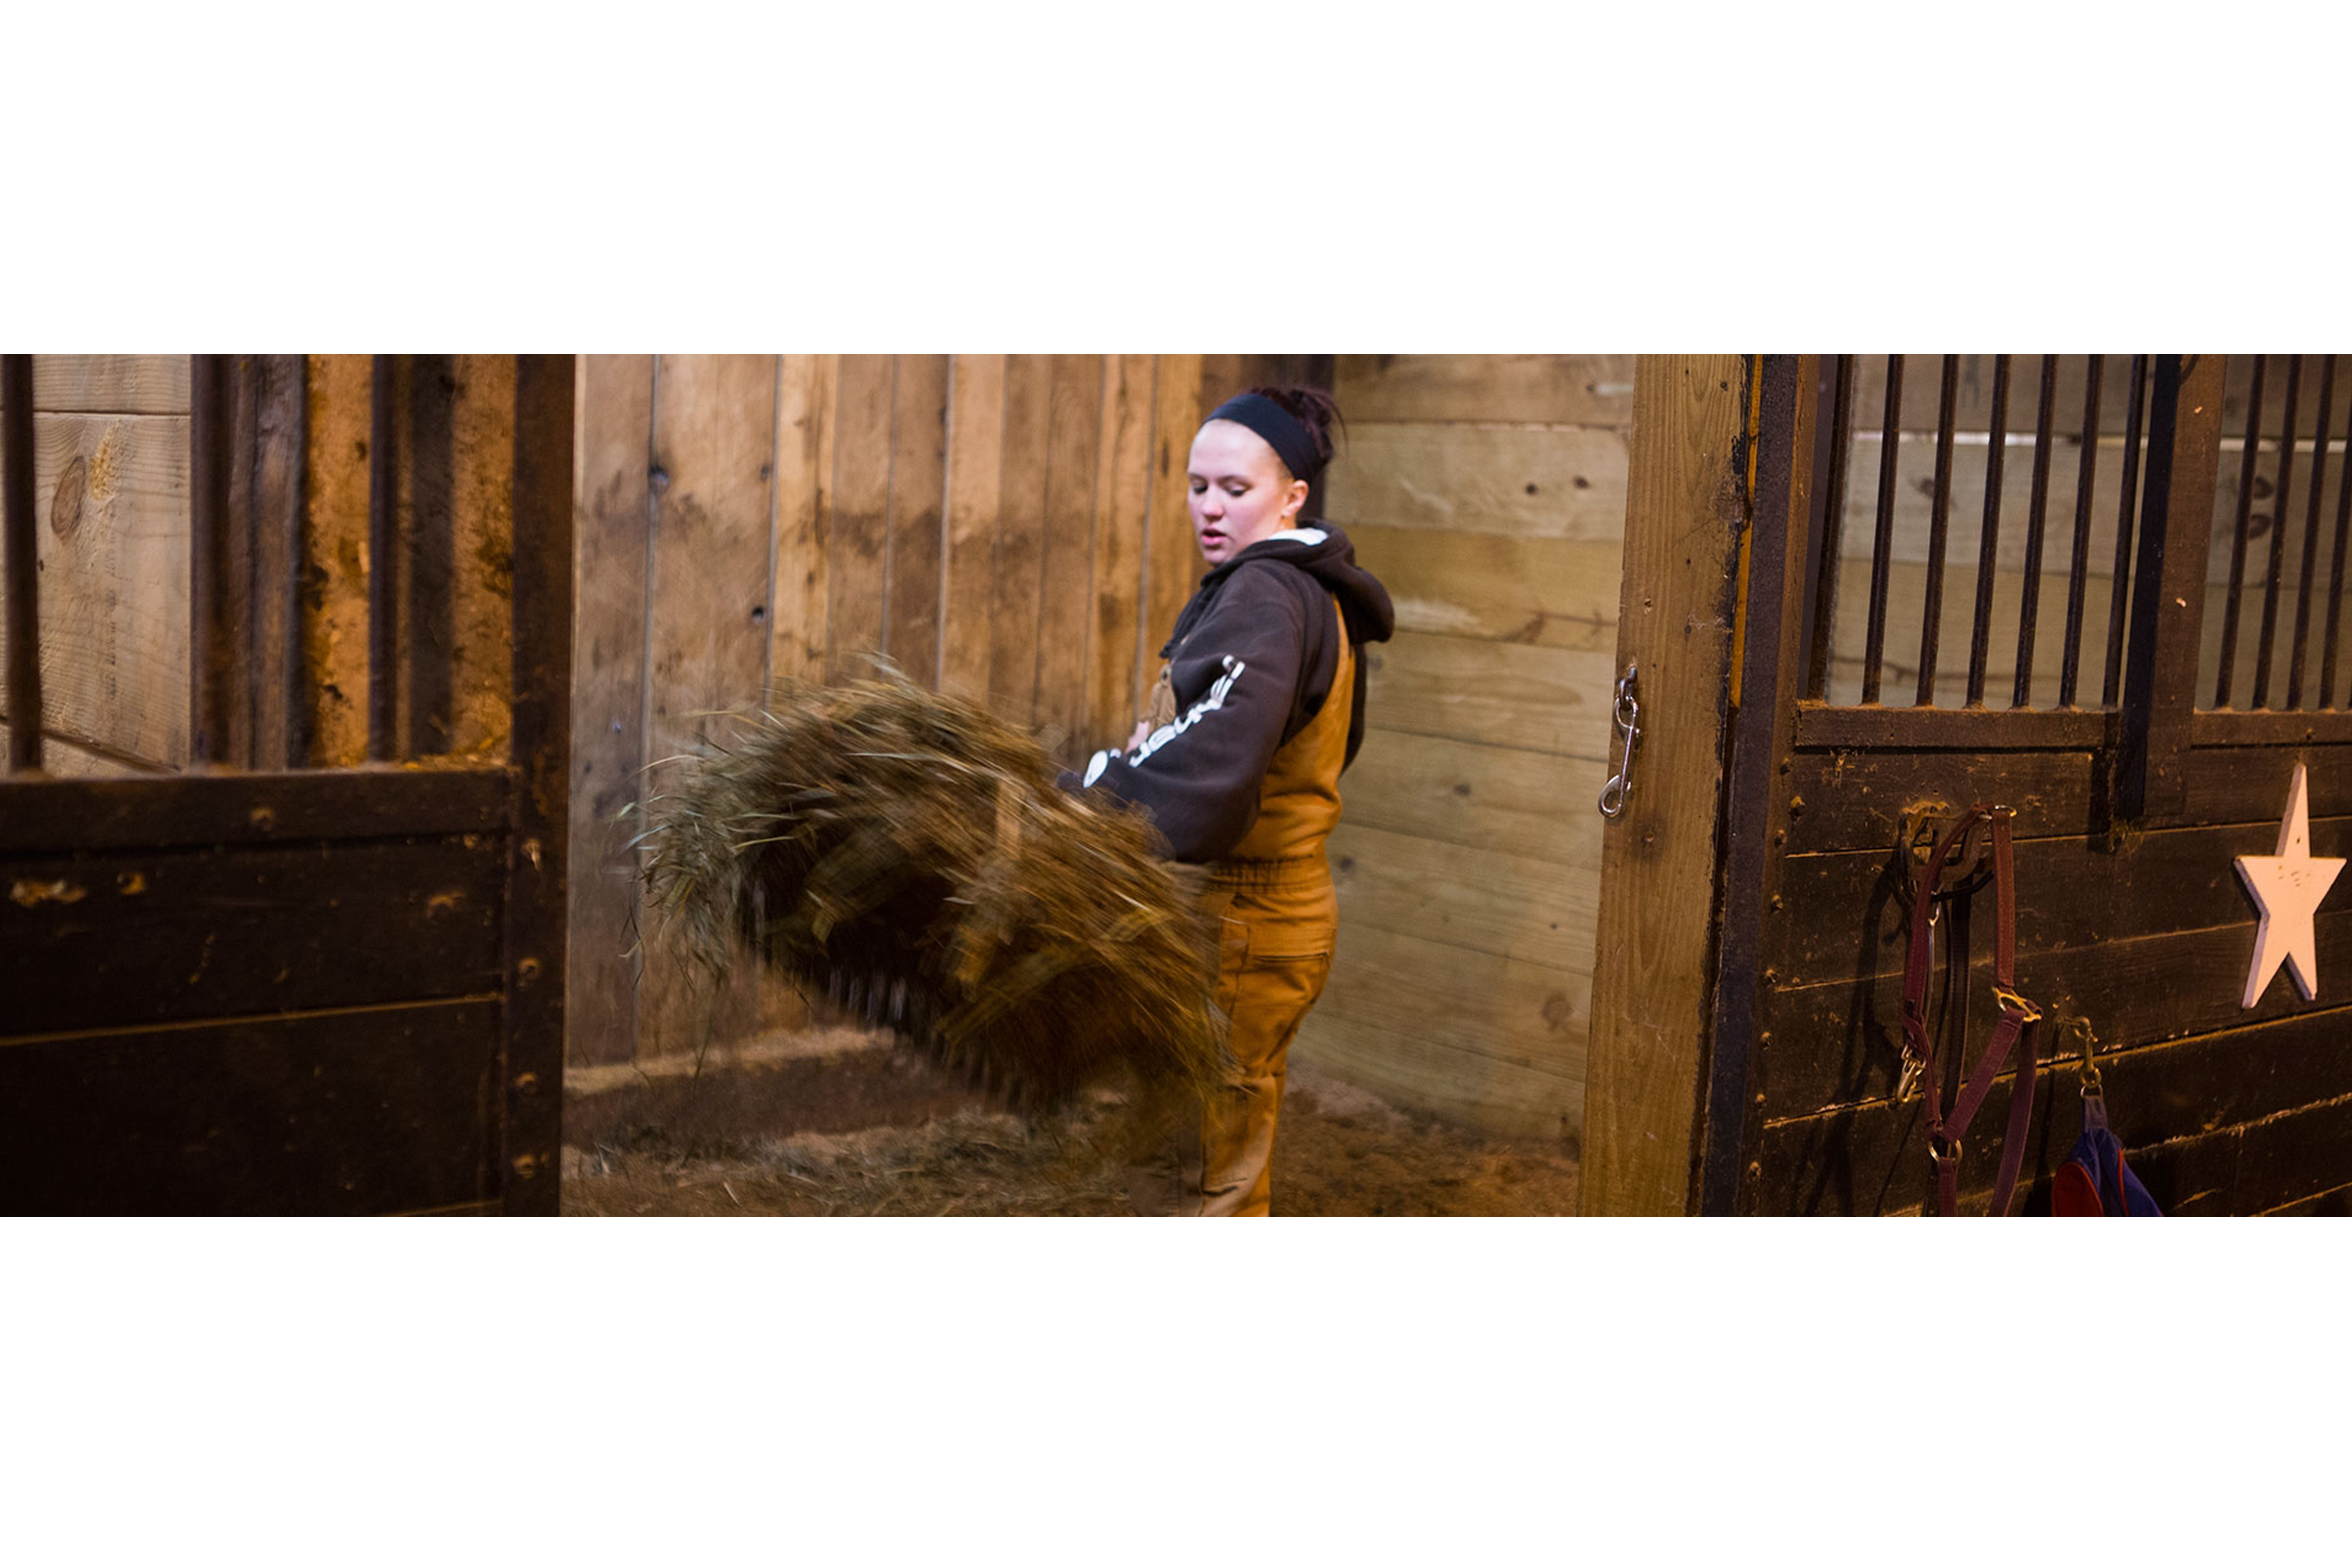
[1125,718,1152,753]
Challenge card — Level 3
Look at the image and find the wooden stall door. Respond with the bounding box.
[0,354,573,1216]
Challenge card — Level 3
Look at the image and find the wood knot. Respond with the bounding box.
[50,456,86,538]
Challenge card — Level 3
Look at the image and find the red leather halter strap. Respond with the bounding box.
[1898,805,2041,1217]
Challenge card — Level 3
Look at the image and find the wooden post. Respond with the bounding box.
[2117,354,2224,824]
[1579,356,1750,1215]
[3,355,39,773]
[503,353,575,1215]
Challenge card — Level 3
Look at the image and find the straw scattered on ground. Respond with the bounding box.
[561,1063,1582,1218]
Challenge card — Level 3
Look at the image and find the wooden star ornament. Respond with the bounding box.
[2234,762,2344,1008]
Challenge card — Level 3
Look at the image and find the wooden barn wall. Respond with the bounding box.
[566,353,1323,1069]
[0,354,513,776]
[1749,355,2352,1216]
[1305,355,1636,1144]
[0,356,191,776]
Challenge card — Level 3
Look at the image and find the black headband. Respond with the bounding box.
[1204,393,1323,485]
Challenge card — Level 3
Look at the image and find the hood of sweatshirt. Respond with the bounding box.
[1173,522,1396,652]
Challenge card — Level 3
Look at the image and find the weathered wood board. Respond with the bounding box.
[1328,819,1595,973]
[938,354,1006,702]
[1297,920,1586,1144]
[986,354,1054,727]
[1087,354,1155,748]
[1327,422,1629,540]
[15,411,191,768]
[770,354,837,687]
[1347,525,1620,651]
[566,354,654,1069]
[883,354,949,684]
[1033,354,1104,761]
[1335,354,1636,428]
[641,353,776,1055]
[301,355,372,766]
[1365,631,1617,760]
[1577,354,1745,1214]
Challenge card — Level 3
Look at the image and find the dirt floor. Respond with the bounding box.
[560,1035,1581,1217]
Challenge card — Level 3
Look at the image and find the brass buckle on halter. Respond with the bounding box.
[1896,1051,1924,1103]
[1927,1132,1963,1166]
[1990,983,2041,1024]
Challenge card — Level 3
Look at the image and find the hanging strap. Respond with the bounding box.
[1898,804,2042,1217]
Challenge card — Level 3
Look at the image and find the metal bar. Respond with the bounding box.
[3,355,39,771]
[1699,354,1816,1216]
[2118,355,2226,823]
[2013,355,2060,707]
[366,354,398,761]
[2058,355,2104,706]
[1803,354,1854,699]
[2253,354,2304,708]
[1861,354,1903,704]
[1915,355,1959,706]
[189,354,235,766]
[2216,354,2267,707]
[2101,355,2150,706]
[1966,354,2012,705]
[2288,355,2337,709]
[501,354,577,1217]
[2324,376,2352,708]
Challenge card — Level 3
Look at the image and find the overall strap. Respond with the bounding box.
[1899,805,2042,1217]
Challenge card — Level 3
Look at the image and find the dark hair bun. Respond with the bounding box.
[1244,385,1346,475]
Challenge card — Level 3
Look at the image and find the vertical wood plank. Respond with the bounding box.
[1033,354,1104,757]
[250,356,306,770]
[642,353,777,1056]
[566,354,653,1069]
[1142,353,1206,664]
[987,355,1053,725]
[1579,355,1748,1215]
[759,356,833,1036]
[825,355,894,683]
[303,354,373,766]
[938,354,1007,702]
[446,354,516,757]
[1702,356,1816,1215]
[769,354,836,687]
[28,408,192,769]
[503,352,577,1214]
[2,355,37,773]
[883,354,949,685]
[1087,354,1157,747]
[1199,353,1246,409]
[223,355,260,768]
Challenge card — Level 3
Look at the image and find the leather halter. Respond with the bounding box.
[1899,804,2042,1217]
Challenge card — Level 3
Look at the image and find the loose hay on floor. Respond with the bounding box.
[562,1065,1581,1217]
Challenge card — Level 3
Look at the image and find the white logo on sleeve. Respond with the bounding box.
[1129,656,1246,765]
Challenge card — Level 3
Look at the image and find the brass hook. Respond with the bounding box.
[2062,1015,2103,1097]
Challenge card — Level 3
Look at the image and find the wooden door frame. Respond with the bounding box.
[1578,355,1751,1215]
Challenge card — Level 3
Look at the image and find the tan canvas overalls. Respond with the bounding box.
[1132,599,1352,1216]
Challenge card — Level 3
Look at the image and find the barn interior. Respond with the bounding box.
[7,353,2351,1215]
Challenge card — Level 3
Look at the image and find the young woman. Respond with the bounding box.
[1068,386,1394,1215]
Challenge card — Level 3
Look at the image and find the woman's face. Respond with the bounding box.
[1188,419,1308,567]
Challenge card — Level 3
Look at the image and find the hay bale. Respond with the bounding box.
[637,673,1228,1131]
